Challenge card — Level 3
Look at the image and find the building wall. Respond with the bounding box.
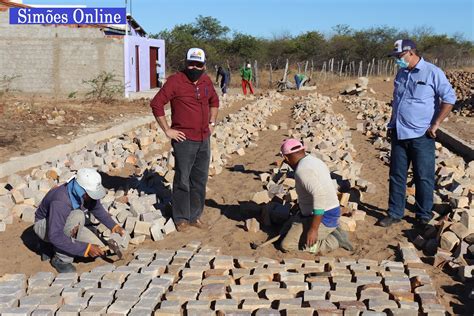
[124,35,165,93]
[0,10,124,96]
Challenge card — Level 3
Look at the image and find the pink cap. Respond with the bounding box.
[280,138,305,155]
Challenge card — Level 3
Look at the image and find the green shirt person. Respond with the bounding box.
[239,63,254,95]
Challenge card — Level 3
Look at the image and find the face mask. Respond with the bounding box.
[395,56,410,68]
[184,68,204,82]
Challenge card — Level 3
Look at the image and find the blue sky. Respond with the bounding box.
[24,0,474,40]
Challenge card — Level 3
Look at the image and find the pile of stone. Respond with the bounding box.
[342,97,392,164]
[0,92,287,240]
[248,93,374,233]
[340,77,374,97]
[0,242,447,315]
[342,96,474,280]
[209,91,286,176]
[446,70,473,117]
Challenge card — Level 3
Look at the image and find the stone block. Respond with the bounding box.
[150,223,164,241]
[440,231,460,251]
[133,221,151,237]
[252,191,271,204]
[245,218,260,233]
[163,218,176,235]
[339,216,356,232]
[328,289,357,302]
[264,288,293,300]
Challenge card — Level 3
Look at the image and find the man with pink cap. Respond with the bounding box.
[279,139,353,254]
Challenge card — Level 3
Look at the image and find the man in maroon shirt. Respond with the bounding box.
[150,48,219,232]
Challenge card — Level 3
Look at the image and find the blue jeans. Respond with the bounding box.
[388,131,435,221]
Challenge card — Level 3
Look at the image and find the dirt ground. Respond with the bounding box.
[0,79,472,314]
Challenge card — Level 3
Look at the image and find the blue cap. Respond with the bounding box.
[388,39,417,57]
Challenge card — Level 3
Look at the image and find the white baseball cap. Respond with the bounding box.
[186,48,206,64]
[75,168,106,200]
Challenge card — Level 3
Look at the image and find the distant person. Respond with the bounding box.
[294,73,310,89]
[279,139,353,254]
[215,66,230,96]
[150,48,219,232]
[240,62,254,95]
[377,39,456,228]
[34,168,126,273]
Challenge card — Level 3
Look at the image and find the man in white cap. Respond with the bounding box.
[240,62,254,95]
[34,168,125,273]
[377,39,456,228]
[150,48,219,232]
[279,139,353,254]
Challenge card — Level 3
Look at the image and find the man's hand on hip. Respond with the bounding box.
[165,129,186,142]
[427,122,440,138]
[306,227,318,248]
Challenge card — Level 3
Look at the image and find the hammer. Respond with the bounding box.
[100,239,123,260]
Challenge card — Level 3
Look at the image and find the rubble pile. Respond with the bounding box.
[340,77,375,97]
[446,70,474,117]
[0,242,447,315]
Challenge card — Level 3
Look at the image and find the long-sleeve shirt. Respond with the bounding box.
[388,58,456,140]
[35,184,116,257]
[240,67,252,81]
[216,68,230,83]
[294,155,340,227]
[150,71,219,141]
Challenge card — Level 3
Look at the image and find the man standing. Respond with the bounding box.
[215,66,230,97]
[279,139,353,254]
[377,39,456,228]
[240,62,254,95]
[150,48,219,232]
[35,168,126,273]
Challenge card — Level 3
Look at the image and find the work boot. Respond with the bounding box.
[331,227,354,251]
[376,216,401,227]
[50,257,76,273]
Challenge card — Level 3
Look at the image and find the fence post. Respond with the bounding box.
[254,59,259,89]
[269,63,273,88]
[283,59,289,83]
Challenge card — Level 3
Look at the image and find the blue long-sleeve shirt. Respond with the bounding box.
[35,184,117,257]
[388,58,456,140]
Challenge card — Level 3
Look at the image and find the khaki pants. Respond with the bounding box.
[34,209,104,263]
[280,214,339,254]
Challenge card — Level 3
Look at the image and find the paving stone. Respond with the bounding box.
[0,307,33,316]
[264,288,293,300]
[368,299,398,312]
[328,290,357,302]
[359,288,390,301]
[387,308,418,316]
[277,297,302,309]
[107,300,135,315]
[284,308,314,316]
[240,299,272,310]
[254,308,280,316]
[307,300,337,311]
[213,299,239,311]
[303,290,328,301]
[31,310,54,316]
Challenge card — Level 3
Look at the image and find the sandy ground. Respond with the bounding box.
[0,80,472,314]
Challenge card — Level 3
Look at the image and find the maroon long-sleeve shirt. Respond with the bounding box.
[150,71,219,141]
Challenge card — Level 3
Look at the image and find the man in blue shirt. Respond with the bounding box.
[377,39,456,228]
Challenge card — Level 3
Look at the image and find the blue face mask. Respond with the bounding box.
[395,56,409,68]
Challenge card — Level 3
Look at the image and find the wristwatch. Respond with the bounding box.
[209,121,216,127]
